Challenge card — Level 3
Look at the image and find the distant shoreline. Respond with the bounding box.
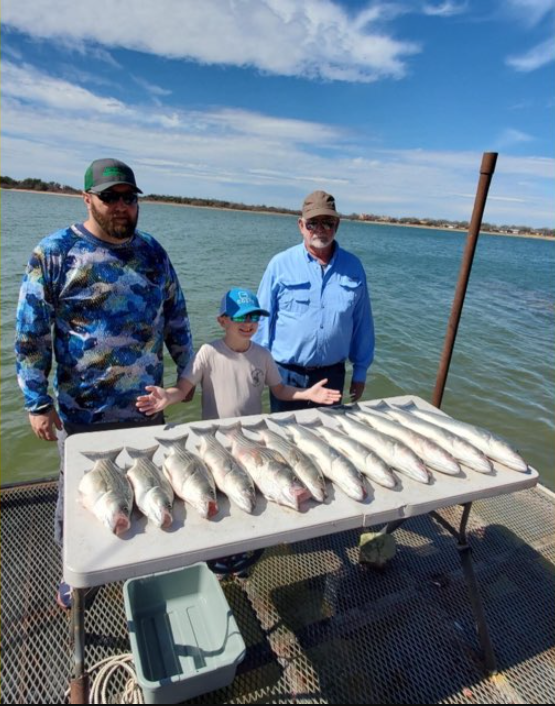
[2,187,552,241]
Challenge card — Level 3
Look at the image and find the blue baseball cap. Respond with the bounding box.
[219,288,269,318]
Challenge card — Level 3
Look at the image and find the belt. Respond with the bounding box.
[278,361,345,374]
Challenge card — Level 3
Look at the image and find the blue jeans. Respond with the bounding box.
[270,362,346,413]
[54,414,164,547]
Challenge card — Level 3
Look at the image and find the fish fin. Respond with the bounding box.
[217,422,242,438]
[365,400,394,413]
[299,417,323,428]
[386,400,418,412]
[155,434,188,451]
[81,447,124,464]
[267,414,296,428]
[242,420,267,433]
[318,406,345,417]
[126,444,159,461]
[266,417,294,440]
[189,425,218,438]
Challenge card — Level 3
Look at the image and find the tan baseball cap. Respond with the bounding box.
[301,190,339,219]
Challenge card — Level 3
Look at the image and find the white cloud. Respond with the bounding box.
[2,0,420,83]
[422,2,468,17]
[5,89,553,226]
[494,128,535,149]
[132,76,173,98]
[503,0,555,27]
[1,62,130,116]
[506,38,555,71]
[2,55,553,227]
[1,61,348,144]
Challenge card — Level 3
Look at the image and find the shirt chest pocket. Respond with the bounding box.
[336,276,361,311]
[279,280,311,313]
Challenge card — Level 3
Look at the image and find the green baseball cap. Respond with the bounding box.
[84,158,143,193]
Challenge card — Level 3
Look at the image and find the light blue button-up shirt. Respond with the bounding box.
[253,242,374,382]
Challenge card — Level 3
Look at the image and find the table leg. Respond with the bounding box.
[431,503,497,675]
[69,588,90,704]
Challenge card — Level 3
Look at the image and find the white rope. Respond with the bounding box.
[65,654,145,704]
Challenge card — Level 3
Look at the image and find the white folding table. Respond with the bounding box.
[63,396,539,702]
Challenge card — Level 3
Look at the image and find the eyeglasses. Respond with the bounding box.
[94,191,138,206]
[228,314,261,323]
[304,219,338,231]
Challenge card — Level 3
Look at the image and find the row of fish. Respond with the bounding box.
[77,401,529,534]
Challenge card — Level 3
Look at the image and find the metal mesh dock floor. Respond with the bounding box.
[1,480,554,704]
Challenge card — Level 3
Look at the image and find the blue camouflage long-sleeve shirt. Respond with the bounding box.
[15,223,193,425]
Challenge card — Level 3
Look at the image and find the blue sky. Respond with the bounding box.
[2,0,554,227]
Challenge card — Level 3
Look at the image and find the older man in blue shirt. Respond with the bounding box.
[253,190,375,412]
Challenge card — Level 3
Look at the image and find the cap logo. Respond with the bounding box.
[103,167,128,178]
[235,291,252,305]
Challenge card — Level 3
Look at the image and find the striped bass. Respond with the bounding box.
[352,404,461,476]
[191,426,257,514]
[398,403,529,473]
[378,404,493,474]
[306,420,397,489]
[78,448,133,535]
[244,420,327,502]
[269,416,366,501]
[218,423,311,511]
[156,434,218,519]
[126,445,174,529]
[321,409,430,484]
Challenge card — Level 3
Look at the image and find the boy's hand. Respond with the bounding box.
[308,378,342,405]
[136,386,170,415]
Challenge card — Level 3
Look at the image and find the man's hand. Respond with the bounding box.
[349,380,366,402]
[29,408,62,441]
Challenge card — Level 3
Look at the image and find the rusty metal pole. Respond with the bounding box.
[432,152,498,409]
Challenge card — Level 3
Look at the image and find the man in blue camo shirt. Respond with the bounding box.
[15,158,193,607]
[253,190,374,412]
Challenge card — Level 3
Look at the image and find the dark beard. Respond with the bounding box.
[90,201,139,241]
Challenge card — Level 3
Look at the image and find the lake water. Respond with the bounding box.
[1,190,553,489]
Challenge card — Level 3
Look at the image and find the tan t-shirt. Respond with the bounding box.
[182,339,283,420]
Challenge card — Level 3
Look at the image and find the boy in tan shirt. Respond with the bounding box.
[136,287,341,418]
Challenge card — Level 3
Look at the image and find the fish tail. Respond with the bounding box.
[242,420,267,433]
[81,447,124,464]
[217,422,242,438]
[126,444,159,461]
[190,425,218,438]
[318,406,346,418]
[299,417,323,428]
[388,400,417,412]
[267,414,296,428]
[155,434,188,451]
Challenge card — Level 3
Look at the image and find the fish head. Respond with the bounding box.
[188,485,219,519]
[278,479,312,511]
[144,488,173,529]
[232,486,257,514]
[97,494,131,535]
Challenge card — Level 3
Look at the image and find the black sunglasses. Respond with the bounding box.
[94,191,138,205]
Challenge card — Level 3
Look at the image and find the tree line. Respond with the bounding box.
[1,175,552,237]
